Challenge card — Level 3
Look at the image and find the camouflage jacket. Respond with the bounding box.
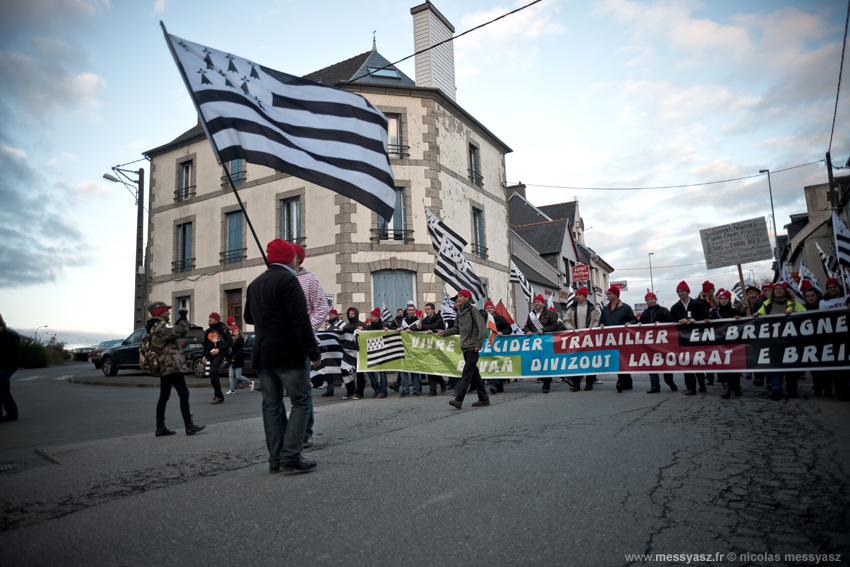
[145,315,189,376]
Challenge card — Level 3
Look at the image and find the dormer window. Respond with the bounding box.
[367,67,401,79]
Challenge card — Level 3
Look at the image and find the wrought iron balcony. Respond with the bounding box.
[471,242,488,259]
[172,258,195,273]
[388,144,410,158]
[220,248,246,264]
[468,169,484,187]
[371,228,414,244]
[174,186,196,202]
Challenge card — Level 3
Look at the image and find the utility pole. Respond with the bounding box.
[826,151,838,210]
[648,252,655,295]
[134,168,145,330]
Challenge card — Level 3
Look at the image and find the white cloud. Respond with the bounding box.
[1,145,27,160]
[153,0,166,15]
[76,179,108,198]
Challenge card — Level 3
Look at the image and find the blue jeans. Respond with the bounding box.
[368,372,388,395]
[228,365,251,391]
[400,372,421,394]
[259,362,313,466]
[0,369,18,418]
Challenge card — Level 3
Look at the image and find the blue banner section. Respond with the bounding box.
[521,350,620,376]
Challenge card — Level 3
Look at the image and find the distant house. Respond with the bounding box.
[142,2,515,327]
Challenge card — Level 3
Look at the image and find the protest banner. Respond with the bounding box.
[357,310,849,377]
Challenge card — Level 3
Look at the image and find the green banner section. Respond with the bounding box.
[357,331,520,378]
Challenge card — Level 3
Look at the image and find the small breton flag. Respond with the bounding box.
[486,311,498,346]
[162,28,396,220]
[380,301,393,325]
[366,334,405,367]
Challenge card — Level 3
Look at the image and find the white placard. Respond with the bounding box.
[699,217,772,270]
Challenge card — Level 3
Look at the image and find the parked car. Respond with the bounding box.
[242,332,256,375]
[69,347,95,362]
[99,325,205,377]
[89,339,125,369]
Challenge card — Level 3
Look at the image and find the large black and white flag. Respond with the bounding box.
[435,238,486,301]
[163,30,396,219]
[425,205,468,253]
[440,293,456,328]
[366,334,405,367]
[834,211,850,272]
[310,331,358,383]
[509,260,533,300]
[798,263,821,293]
[816,242,837,279]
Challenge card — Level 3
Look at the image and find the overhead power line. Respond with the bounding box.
[830,0,850,153]
[345,0,544,85]
[615,262,705,271]
[508,160,823,192]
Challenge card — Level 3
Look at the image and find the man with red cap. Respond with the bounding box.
[710,290,743,399]
[670,281,710,395]
[599,285,638,392]
[638,292,677,393]
[563,287,601,391]
[245,238,322,473]
[203,311,233,404]
[439,290,489,409]
[754,281,805,400]
[360,308,392,398]
[523,294,559,393]
[325,309,344,331]
[398,303,424,397]
[819,278,850,400]
[697,281,717,386]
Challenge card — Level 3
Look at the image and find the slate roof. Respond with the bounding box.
[144,123,205,158]
[538,201,577,222]
[511,219,569,256]
[512,257,559,288]
[303,49,415,87]
[575,242,593,266]
[507,193,550,226]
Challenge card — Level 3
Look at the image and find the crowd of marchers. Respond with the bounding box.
[321,277,850,405]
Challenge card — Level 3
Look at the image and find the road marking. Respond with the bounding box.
[17,375,42,381]
[54,375,73,381]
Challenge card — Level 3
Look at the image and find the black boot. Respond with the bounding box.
[155,417,176,437]
[185,416,206,435]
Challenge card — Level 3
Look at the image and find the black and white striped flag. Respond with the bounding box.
[366,334,405,367]
[833,211,850,272]
[425,205,468,253]
[816,242,837,279]
[440,293,456,328]
[380,301,393,325]
[435,238,486,301]
[799,263,821,293]
[164,31,396,219]
[310,331,358,383]
[509,260,533,300]
[563,285,576,312]
[781,265,802,297]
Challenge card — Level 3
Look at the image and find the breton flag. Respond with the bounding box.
[834,211,850,272]
[435,238,486,301]
[163,29,396,220]
[563,286,576,311]
[425,205,468,253]
[798,262,822,293]
[509,260,533,300]
[310,331,358,383]
[440,293,456,328]
[816,242,837,279]
[380,301,393,325]
[366,334,405,367]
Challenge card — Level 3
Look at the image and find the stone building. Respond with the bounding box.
[142,2,514,328]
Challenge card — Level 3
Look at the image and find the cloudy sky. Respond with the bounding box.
[0,0,847,346]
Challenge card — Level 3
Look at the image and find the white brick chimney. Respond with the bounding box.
[411,1,456,101]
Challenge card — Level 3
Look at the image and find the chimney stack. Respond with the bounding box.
[411,2,456,101]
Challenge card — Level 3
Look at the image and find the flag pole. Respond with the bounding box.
[160,22,268,266]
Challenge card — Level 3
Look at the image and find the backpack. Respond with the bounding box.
[139,333,162,375]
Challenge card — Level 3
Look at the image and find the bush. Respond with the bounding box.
[20,337,48,369]
[18,335,69,368]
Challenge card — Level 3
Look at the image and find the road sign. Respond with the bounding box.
[633,302,648,316]
[571,264,590,282]
[610,281,628,291]
[699,217,772,270]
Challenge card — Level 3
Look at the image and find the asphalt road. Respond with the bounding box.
[1,367,849,566]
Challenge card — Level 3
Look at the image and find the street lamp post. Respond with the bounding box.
[759,169,779,259]
[648,252,655,295]
[34,325,47,342]
[103,165,146,330]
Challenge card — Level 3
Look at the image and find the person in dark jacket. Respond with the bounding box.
[599,286,638,392]
[482,301,511,394]
[440,290,489,409]
[697,281,717,385]
[420,302,448,395]
[361,309,391,398]
[524,294,559,393]
[245,238,321,474]
[638,292,677,393]
[0,314,21,422]
[203,312,233,404]
[225,326,253,395]
[710,290,743,399]
[563,287,601,391]
[669,281,711,395]
[146,302,205,436]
